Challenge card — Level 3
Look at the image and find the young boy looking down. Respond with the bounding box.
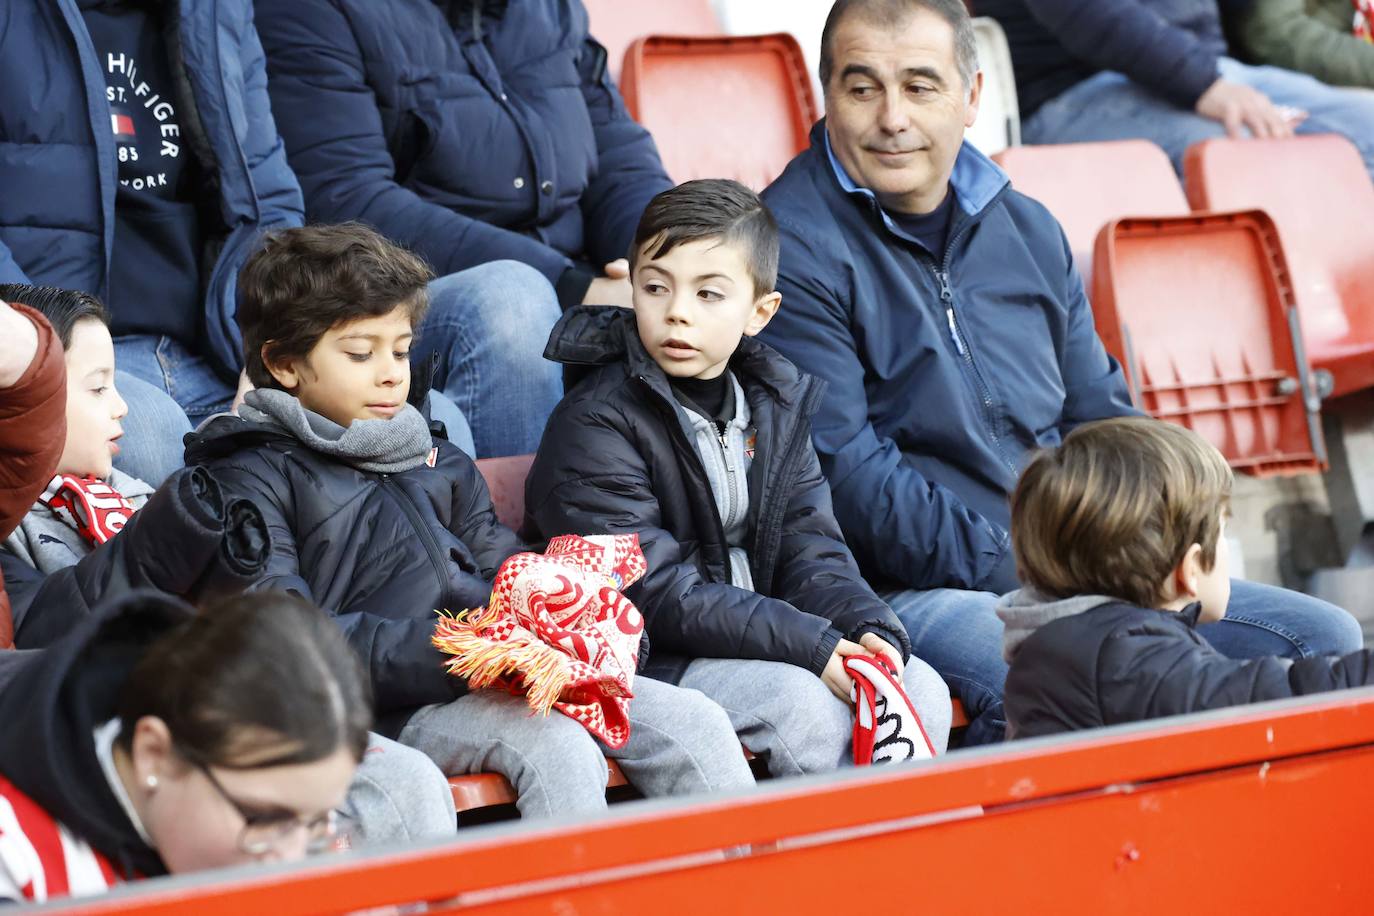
[528,180,952,774]
[186,223,753,818]
[1000,417,1374,739]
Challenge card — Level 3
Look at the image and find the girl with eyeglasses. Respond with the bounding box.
[0,588,372,904]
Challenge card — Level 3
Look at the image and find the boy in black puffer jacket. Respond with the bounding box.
[1000,417,1374,739]
[186,224,753,820]
[528,180,952,775]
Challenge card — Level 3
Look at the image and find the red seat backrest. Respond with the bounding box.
[618,33,819,190]
[1184,134,1374,397]
[994,141,1189,282]
[474,454,534,531]
[582,0,721,81]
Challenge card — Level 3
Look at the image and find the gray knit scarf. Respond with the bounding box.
[239,389,434,473]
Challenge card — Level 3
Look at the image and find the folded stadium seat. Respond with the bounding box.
[993,140,1189,285]
[1184,135,1374,400]
[618,33,819,189]
[581,0,721,82]
[1092,211,1327,476]
[966,17,1020,157]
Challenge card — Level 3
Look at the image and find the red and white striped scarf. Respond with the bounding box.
[0,775,120,903]
[1355,0,1374,42]
[39,475,138,547]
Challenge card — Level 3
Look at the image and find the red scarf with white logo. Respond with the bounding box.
[39,475,138,547]
[1356,0,1374,42]
[432,534,648,748]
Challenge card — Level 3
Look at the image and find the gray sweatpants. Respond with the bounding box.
[343,732,457,847]
[397,676,755,819]
[677,655,953,776]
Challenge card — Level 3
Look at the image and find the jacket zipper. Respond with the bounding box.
[379,474,452,612]
[712,419,744,537]
[750,379,824,594]
[929,215,1019,476]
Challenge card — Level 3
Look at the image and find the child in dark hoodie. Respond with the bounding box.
[187,223,753,819]
[999,416,1374,739]
[528,180,951,774]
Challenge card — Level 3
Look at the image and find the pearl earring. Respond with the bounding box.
[146,775,158,790]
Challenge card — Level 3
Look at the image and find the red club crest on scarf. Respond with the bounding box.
[432,534,648,747]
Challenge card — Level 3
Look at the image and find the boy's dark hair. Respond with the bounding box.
[237,223,434,390]
[1011,417,1233,609]
[819,0,979,91]
[630,179,779,299]
[117,591,372,769]
[0,284,108,350]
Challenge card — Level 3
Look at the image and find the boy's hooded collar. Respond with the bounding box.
[543,305,813,408]
[996,588,1206,662]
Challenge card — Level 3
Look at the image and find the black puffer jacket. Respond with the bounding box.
[1,467,270,649]
[526,307,911,684]
[1004,599,1374,739]
[185,417,525,736]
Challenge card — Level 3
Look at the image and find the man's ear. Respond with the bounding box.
[964,69,984,129]
[744,291,782,337]
[261,343,300,391]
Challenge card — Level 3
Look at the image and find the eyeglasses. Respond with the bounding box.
[185,753,355,857]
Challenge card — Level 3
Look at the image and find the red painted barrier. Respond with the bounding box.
[53,689,1374,915]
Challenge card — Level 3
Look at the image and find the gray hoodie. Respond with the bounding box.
[996,587,1119,663]
[674,372,757,591]
[4,469,154,574]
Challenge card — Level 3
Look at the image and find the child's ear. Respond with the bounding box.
[1171,543,1205,603]
[743,291,782,337]
[261,343,300,391]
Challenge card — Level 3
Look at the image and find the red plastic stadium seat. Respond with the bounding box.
[993,141,1189,282]
[619,33,819,189]
[1092,211,1326,475]
[1184,135,1374,399]
[582,0,721,81]
[449,760,630,813]
[473,454,534,531]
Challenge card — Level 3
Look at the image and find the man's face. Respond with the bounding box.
[823,7,982,214]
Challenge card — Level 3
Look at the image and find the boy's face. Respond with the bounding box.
[265,306,413,427]
[632,236,781,381]
[59,318,128,479]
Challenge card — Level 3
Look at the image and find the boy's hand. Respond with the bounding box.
[821,638,871,705]
[583,260,634,308]
[0,298,40,389]
[858,633,903,674]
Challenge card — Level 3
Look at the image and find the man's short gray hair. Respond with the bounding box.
[819,0,980,93]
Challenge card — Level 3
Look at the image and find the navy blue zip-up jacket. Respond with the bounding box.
[184,416,526,738]
[254,0,672,305]
[760,122,1136,595]
[526,307,911,685]
[0,0,304,381]
[978,0,1245,119]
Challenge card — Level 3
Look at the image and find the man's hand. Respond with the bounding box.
[858,632,904,674]
[232,369,254,414]
[582,259,635,308]
[1195,78,1294,139]
[820,638,873,705]
[0,299,41,389]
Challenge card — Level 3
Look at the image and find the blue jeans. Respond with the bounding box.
[1024,58,1374,177]
[885,579,1362,746]
[416,260,563,458]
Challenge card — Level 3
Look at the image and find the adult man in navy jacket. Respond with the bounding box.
[760,0,1363,744]
[254,0,674,456]
[979,0,1374,177]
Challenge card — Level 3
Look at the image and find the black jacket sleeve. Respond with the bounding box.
[7,468,266,648]
[209,459,466,716]
[769,447,912,660]
[527,401,845,674]
[445,446,528,579]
